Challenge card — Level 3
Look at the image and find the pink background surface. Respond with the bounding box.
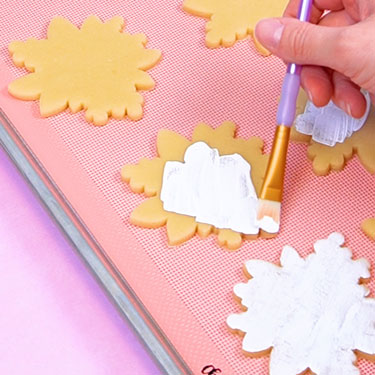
[1,1,374,374]
[0,147,160,375]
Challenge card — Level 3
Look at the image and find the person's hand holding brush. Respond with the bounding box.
[255,0,375,118]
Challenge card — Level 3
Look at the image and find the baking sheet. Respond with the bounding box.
[1,1,374,374]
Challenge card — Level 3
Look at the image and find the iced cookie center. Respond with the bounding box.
[295,91,371,147]
[160,142,279,234]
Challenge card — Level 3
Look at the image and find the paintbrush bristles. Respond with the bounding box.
[257,199,281,225]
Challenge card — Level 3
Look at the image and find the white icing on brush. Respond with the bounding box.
[227,233,375,375]
[160,142,279,234]
[295,91,371,147]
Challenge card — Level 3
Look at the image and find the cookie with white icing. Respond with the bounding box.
[291,89,375,176]
[161,142,279,235]
[227,233,375,375]
[122,121,271,250]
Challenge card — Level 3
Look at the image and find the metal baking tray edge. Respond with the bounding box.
[0,109,192,375]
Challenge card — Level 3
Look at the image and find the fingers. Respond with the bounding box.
[283,0,344,21]
[313,0,344,11]
[301,66,333,107]
[301,67,368,118]
[255,18,345,69]
[283,0,324,24]
[298,67,368,117]
[299,66,367,117]
[319,9,357,26]
[331,71,367,118]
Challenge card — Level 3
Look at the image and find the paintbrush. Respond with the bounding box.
[257,0,313,231]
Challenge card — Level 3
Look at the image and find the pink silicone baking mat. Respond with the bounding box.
[1,1,374,374]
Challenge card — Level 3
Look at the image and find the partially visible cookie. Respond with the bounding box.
[291,90,375,175]
[362,218,375,241]
[182,0,288,54]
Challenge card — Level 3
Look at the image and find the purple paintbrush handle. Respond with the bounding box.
[276,0,313,127]
[276,67,301,126]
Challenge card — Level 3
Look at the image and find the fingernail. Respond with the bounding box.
[339,100,346,113]
[255,19,284,51]
[346,103,352,117]
[307,90,313,102]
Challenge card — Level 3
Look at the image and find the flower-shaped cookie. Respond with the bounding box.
[228,233,375,374]
[122,122,270,250]
[183,0,288,54]
[291,90,375,175]
[8,16,161,125]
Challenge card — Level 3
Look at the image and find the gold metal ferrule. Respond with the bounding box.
[260,125,291,202]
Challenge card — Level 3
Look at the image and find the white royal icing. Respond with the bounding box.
[160,142,279,234]
[295,91,371,147]
[227,233,375,375]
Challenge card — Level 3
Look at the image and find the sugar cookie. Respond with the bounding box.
[362,218,375,241]
[8,16,161,126]
[122,121,270,250]
[227,233,375,375]
[291,90,375,175]
[183,0,288,54]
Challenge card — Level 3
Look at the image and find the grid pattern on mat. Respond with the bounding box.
[1,1,375,374]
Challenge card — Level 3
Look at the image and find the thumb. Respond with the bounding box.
[255,18,345,71]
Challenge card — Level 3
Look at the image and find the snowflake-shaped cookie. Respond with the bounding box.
[183,0,288,54]
[291,90,375,175]
[8,16,161,126]
[122,121,270,250]
[227,233,375,375]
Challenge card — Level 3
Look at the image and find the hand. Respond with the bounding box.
[255,0,375,118]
